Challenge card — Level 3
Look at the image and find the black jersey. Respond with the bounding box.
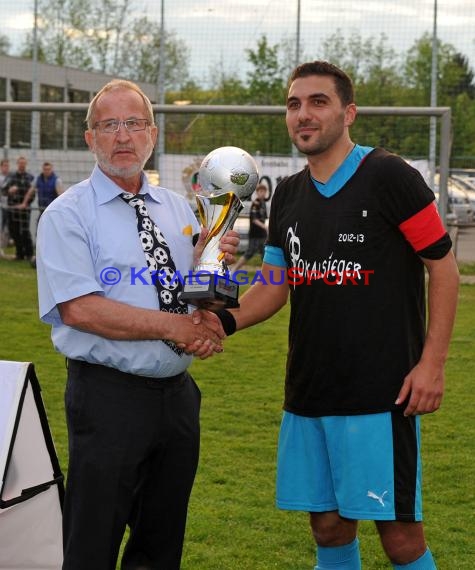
[4,170,34,206]
[268,148,451,417]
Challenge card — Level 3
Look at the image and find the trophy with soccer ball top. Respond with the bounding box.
[180,146,259,311]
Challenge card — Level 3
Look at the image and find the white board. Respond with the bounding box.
[0,361,64,569]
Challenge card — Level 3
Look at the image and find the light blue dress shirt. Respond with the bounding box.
[37,165,200,377]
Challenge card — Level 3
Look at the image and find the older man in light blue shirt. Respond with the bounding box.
[38,164,201,377]
[36,78,239,570]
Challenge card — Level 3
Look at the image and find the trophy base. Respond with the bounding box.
[180,273,239,311]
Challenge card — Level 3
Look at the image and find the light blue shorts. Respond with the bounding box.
[276,411,422,521]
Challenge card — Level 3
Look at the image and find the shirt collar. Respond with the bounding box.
[91,164,163,206]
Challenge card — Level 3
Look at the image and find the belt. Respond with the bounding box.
[66,358,187,389]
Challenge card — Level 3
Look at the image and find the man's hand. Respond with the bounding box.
[395,360,445,416]
[178,309,227,359]
[219,229,240,265]
[172,310,226,359]
[395,251,459,416]
[193,227,240,267]
[58,294,226,351]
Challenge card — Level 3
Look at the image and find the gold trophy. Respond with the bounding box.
[180,146,259,311]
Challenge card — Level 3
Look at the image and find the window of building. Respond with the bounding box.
[0,78,6,148]
[40,84,64,149]
[10,80,32,148]
[67,88,89,149]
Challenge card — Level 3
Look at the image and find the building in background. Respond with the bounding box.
[0,54,157,185]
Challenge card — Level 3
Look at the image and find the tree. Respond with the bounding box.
[402,33,475,162]
[404,33,475,104]
[321,30,412,154]
[188,69,251,153]
[440,52,475,100]
[321,29,402,91]
[20,0,95,69]
[278,35,310,82]
[117,19,190,90]
[0,34,11,55]
[242,36,289,154]
[451,93,475,162]
[20,0,190,86]
[245,35,286,105]
[359,36,401,103]
[82,0,129,73]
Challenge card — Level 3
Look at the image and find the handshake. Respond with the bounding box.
[172,308,236,360]
[174,223,241,359]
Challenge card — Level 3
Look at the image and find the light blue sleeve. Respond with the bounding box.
[263,244,286,267]
[36,206,104,324]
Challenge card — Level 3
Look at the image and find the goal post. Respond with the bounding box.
[0,102,452,225]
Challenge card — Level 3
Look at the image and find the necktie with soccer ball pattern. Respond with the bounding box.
[121,191,187,355]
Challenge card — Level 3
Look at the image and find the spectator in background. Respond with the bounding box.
[2,156,34,261]
[23,162,65,268]
[0,158,11,256]
[0,158,10,184]
[232,183,268,272]
[24,161,65,216]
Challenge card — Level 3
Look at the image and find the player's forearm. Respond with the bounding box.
[230,264,288,330]
[421,251,459,366]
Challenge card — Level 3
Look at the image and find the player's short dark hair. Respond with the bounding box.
[288,61,354,106]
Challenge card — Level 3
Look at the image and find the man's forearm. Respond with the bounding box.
[58,293,225,350]
[21,187,35,206]
[421,251,459,366]
[230,264,288,330]
[59,293,177,340]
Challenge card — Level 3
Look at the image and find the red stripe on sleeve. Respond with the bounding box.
[398,201,447,252]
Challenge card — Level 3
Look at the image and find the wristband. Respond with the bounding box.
[215,308,237,336]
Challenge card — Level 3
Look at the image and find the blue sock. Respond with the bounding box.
[314,538,361,569]
[392,548,436,569]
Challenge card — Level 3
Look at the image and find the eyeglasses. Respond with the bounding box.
[93,119,150,133]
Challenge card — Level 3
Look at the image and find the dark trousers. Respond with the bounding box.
[63,360,201,570]
[243,236,266,261]
[8,208,33,259]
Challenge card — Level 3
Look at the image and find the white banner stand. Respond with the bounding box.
[0,360,64,570]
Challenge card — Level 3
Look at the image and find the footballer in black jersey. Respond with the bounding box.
[226,61,459,570]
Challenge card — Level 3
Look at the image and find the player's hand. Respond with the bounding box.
[192,227,240,268]
[192,227,209,267]
[395,360,445,416]
[176,310,226,359]
[219,229,240,265]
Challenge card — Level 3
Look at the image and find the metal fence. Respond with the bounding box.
[0,102,452,229]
